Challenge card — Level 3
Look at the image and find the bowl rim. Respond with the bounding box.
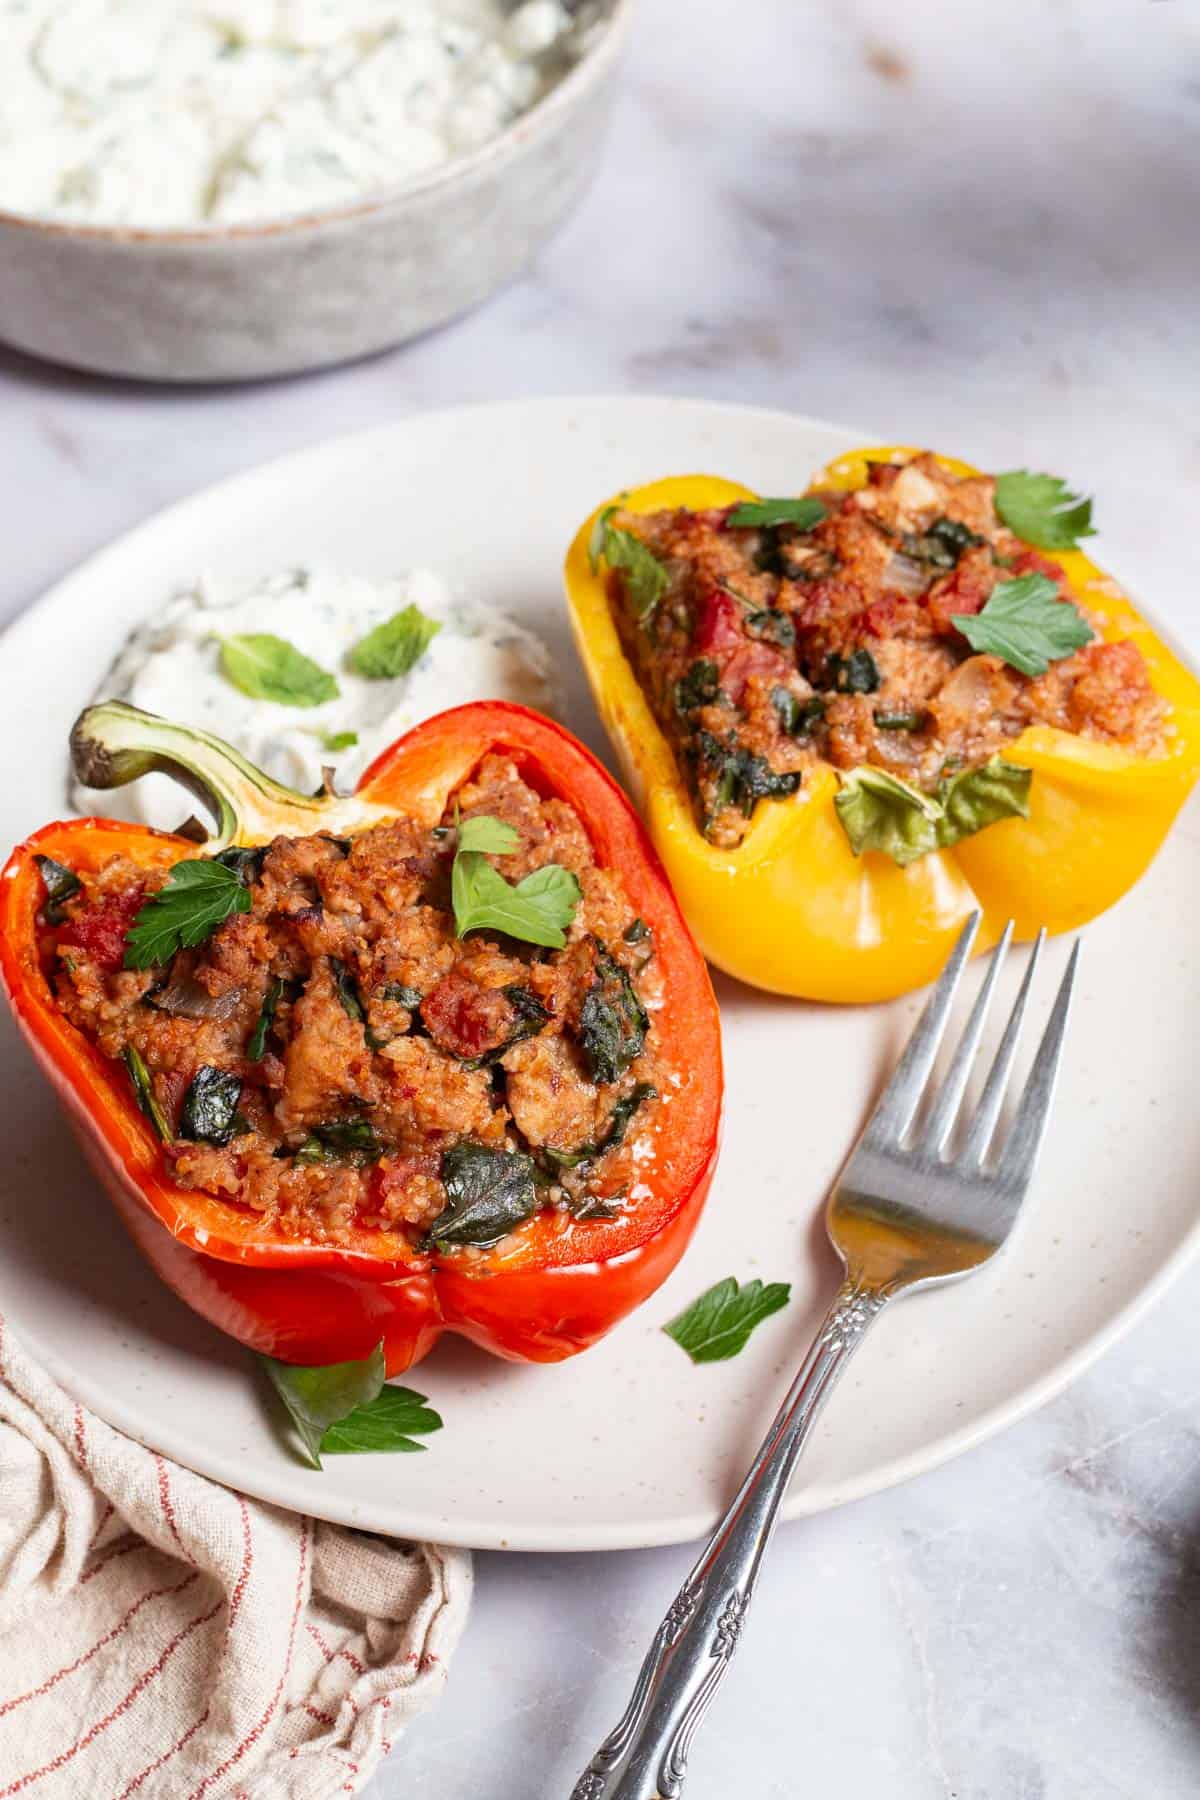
[0,0,632,247]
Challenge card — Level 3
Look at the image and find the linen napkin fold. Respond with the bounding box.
[0,1317,472,1799]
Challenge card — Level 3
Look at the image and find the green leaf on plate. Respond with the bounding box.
[319,1385,443,1456]
[220,633,339,708]
[994,470,1095,551]
[951,573,1093,677]
[664,1276,791,1364]
[262,1341,388,1470]
[348,604,442,680]
[320,729,359,752]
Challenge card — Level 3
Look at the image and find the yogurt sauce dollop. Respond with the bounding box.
[0,0,588,228]
[72,565,560,831]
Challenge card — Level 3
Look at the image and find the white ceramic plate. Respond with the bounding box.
[1,397,1197,1553]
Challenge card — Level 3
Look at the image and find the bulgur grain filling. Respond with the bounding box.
[599,454,1167,851]
[45,755,664,1251]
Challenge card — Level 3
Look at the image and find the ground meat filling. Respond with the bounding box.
[47,757,665,1250]
[605,454,1167,848]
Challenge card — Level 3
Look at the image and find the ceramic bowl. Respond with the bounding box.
[0,0,629,384]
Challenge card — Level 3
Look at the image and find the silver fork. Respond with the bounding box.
[570,912,1079,1800]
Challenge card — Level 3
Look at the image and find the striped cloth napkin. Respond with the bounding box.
[0,1318,472,1799]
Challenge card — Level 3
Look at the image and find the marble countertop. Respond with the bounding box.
[3,0,1200,1793]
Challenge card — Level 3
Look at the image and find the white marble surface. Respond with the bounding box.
[3,0,1200,1793]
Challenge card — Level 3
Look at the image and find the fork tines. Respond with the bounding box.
[866,912,1080,1176]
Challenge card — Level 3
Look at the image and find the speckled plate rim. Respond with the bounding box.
[0,393,1197,1553]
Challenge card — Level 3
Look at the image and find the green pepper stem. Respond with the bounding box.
[70,701,387,851]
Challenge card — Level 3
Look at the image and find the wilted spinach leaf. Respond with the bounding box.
[744,608,796,648]
[34,855,82,924]
[698,731,801,827]
[247,976,286,1061]
[675,659,721,713]
[542,1082,657,1171]
[423,1142,540,1250]
[122,1045,171,1142]
[295,1116,381,1165]
[825,649,880,694]
[579,948,650,1085]
[179,1065,243,1146]
[901,516,982,570]
[771,687,824,736]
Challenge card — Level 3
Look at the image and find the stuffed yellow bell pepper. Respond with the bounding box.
[564,446,1200,1002]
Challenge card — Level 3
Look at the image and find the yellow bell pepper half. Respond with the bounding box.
[563,448,1200,1003]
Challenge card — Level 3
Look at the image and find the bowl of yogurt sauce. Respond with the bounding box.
[0,0,628,380]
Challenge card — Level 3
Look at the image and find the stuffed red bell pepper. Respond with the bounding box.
[0,700,722,1375]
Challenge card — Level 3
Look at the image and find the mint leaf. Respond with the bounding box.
[726,497,826,531]
[457,814,520,855]
[348,604,442,680]
[951,573,1092,677]
[319,1385,443,1456]
[220,634,339,708]
[123,857,252,969]
[995,470,1095,551]
[261,1342,386,1470]
[664,1277,791,1364]
[593,516,669,624]
[320,729,359,752]
[835,758,1031,867]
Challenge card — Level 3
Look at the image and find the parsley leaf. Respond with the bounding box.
[591,511,669,625]
[664,1277,791,1364]
[457,814,520,855]
[319,1385,443,1456]
[123,857,252,970]
[994,470,1095,551]
[348,605,442,680]
[726,497,826,531]
[219,634,339,708]
[951,573,1092,677]
[450,816,581,949]
[261,1341,442,1470]
[320,729,359,752]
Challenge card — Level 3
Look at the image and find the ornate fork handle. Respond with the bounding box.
[570,1278,888,1800]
